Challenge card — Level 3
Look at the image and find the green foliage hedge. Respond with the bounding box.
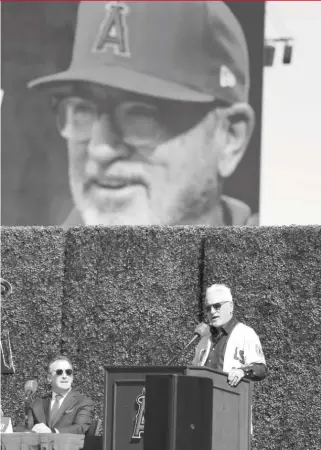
[1,227,65,423]
[61,226,204,417]
[203,227,321,449]
[1,226,321,450]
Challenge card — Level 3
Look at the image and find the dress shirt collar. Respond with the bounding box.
[52,388,71,400]
[210,316,239,337]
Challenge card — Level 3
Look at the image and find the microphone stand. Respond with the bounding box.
[14,387,36,432]
[24,392,30,429]
[166,335,198,365]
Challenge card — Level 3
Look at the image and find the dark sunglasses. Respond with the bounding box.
[55,369,73,376]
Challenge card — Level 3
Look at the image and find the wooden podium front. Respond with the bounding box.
[103,366,253,450]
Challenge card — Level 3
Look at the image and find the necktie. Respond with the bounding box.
[49,394,63,427]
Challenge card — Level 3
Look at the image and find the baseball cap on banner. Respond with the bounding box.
[28,1,250,104]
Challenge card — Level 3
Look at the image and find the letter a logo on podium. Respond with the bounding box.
[131,388,145,441]
[92,2,130,57]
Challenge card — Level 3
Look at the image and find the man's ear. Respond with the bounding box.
[217,103,255,178]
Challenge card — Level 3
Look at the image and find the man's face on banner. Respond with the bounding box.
[61,85,253,226]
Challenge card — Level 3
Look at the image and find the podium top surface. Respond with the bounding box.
[104,365,252,384]
[2,433,84,438]
[105,365,218,373]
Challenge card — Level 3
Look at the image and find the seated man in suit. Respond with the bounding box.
[28,355,94,434]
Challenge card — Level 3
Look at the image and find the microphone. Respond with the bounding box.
[166,322,209,365]
[24,380,38,400]
[24,379,38,429]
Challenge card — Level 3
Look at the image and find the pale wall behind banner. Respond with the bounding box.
[260,2,321,225]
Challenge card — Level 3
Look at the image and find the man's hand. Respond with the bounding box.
[32,423,52,433]
[228,368,245,387]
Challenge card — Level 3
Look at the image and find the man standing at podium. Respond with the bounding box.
[28,355,94,434]
[193,284,267,386]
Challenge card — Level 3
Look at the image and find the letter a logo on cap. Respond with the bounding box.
[92,2,130,57]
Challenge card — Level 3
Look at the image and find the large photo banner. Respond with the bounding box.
[1,2,265,227]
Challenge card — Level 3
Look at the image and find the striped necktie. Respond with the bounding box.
[49,394,63,427]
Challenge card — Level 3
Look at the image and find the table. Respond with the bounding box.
[0,433,85,450]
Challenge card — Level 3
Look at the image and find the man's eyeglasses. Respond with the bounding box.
[53,96,169,147]
[205,301,230,312]
[50,88,218,146]
[54,369,73,376]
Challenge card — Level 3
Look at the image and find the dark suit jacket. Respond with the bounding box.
[28,389,94,434]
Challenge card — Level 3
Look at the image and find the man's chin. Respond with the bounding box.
[58,385,71,391]
[81,206,158,226]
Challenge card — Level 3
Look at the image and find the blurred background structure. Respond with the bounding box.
[260,2,321,225]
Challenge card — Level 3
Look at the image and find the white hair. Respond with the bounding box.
[205,284,233,302]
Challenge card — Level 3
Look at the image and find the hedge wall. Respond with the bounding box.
[1,227,66,423]
[1,226,320,450]
[203,227,321,450]
[61,226,204,417]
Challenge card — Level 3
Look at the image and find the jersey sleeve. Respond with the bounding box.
[244,328,266,366]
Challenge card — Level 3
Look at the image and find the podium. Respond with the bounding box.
[103,366,253,450]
